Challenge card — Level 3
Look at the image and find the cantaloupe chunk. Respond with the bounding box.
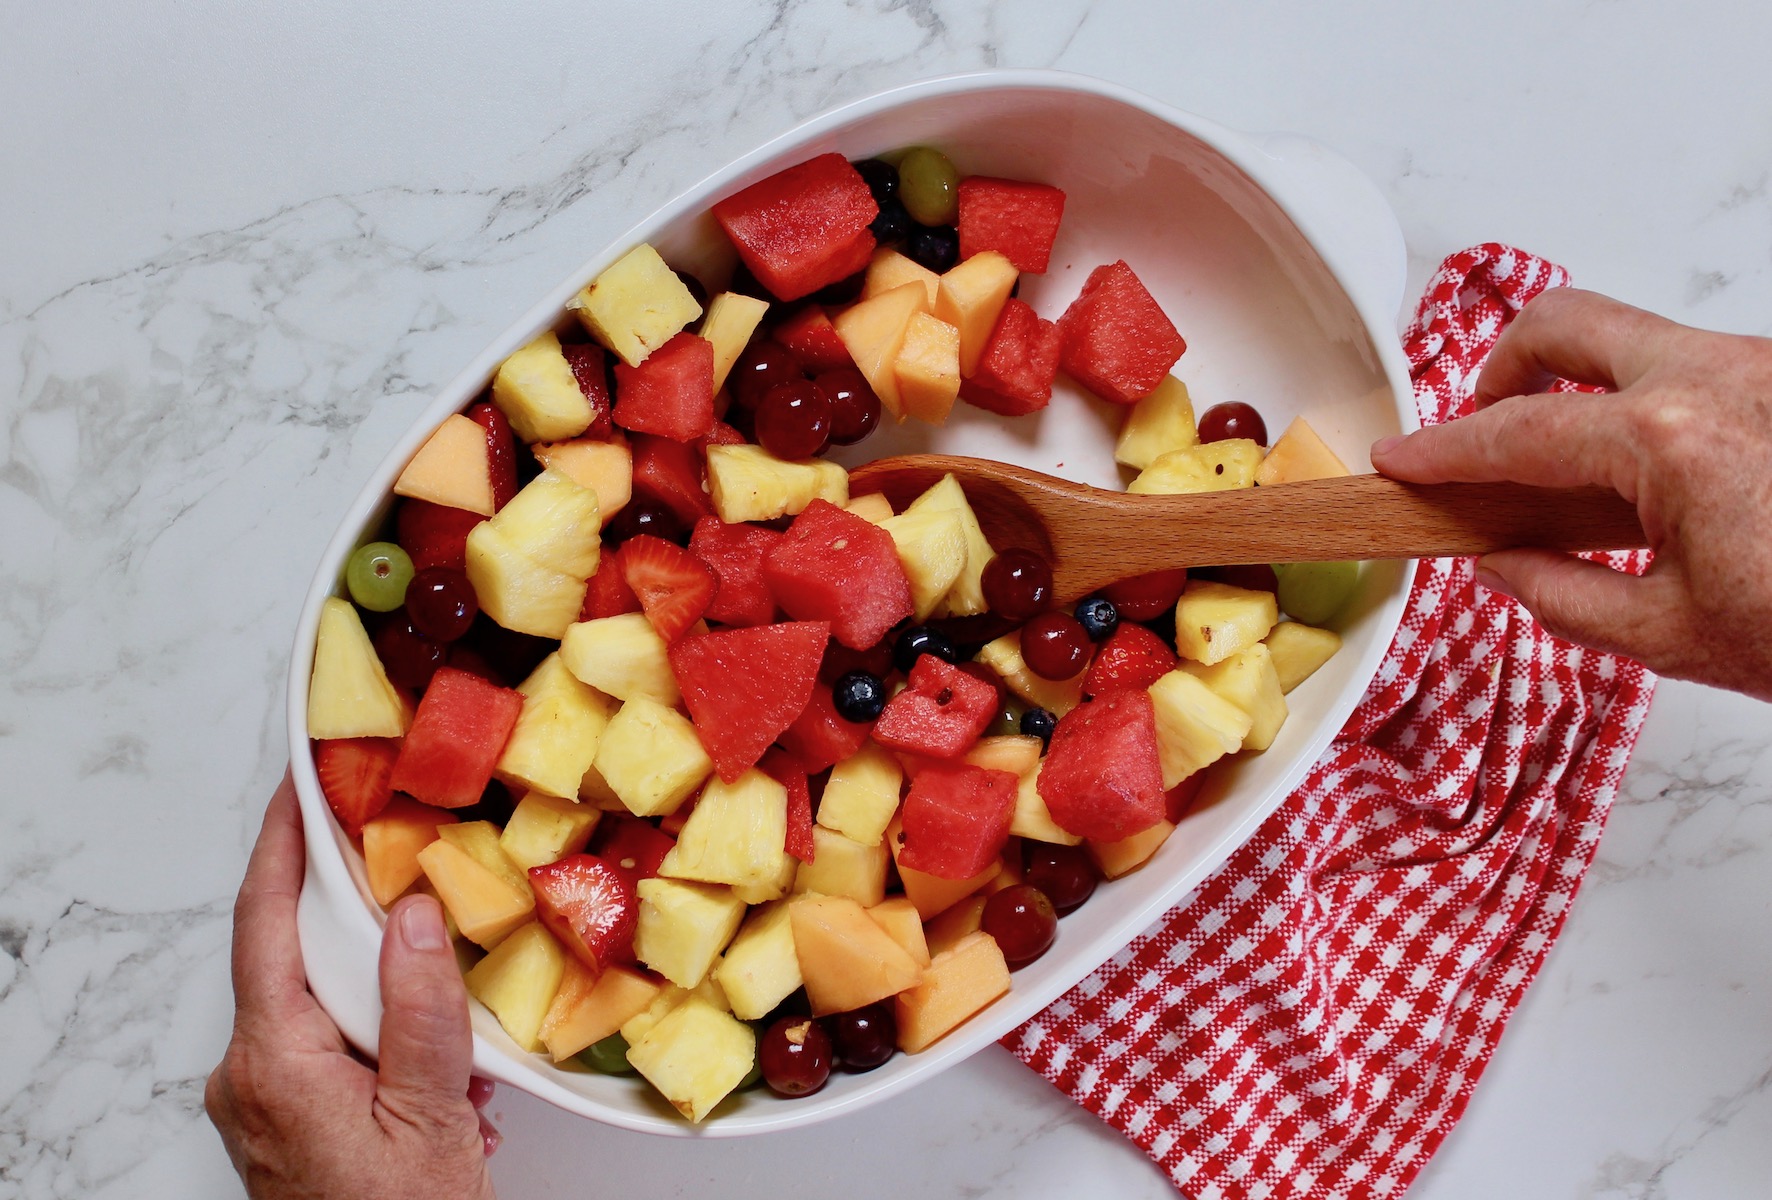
[863,247,941,308]
[894,930,1011,1053]
[936,251,1017,377]
[962,735,1042,777]
[538,961,662,1061]
[886,814,996,920]
[1088,819,1177,879]
[844,492,896,523]
[894,312,961,425]
[1255,416,1353,485]
[531,437,632,528]
[789,894,924,1016]
[922,893,987,958]
[833,282,928,420]
[417,838,535,948]
[864,897,931,968]
[363,796,458,907]
[394,413,497,516]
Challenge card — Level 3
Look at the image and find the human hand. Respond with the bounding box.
[1372,287,1772,701]
[206,772,501,1199]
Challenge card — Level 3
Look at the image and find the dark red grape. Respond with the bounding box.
[830,1003,896,1071]
[759,1017,833,1097]
[1020,613,1091,681]
[731,341,803,412]
[755,379,833,460]
[982,885,1059,967]
[372,616,447,691]
[1023,843,1098,914]
[606,503,681,544]
[405,567,479,642]
[981,549,1054,621]
[1196,402,1268,446]
[1100,569,1189,621]
[816,368,881,445]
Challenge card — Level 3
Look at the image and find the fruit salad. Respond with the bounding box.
[305,145,1363,1124]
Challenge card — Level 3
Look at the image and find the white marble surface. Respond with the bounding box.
[4,3,1769,1197]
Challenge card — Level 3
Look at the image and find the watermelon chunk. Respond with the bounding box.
[773,306,853,370]
[1056,260,1186,405]
[579,547,641,621]
[1036,690,1166,841]
[629,433,714,527]
[313,736,401,836]
[529,854,638,973]
[689,516,782,627]
[668,621,830,782]
[956,177,1066,274]
[560,340,616,440]
[776,679,873,772]
[870,654,999,760]
[1082,623,1179,698]
[589,815,677,892]
[396,498,481,573]
[958,298,1063,417]
[612,331,716,442]
[712,154,879,301]
[764,500,913,650]
[761,749,817,864]
[897,762,1019,880]
[695,421,747,452]
[388,667,524,808]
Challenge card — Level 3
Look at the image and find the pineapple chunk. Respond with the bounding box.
[1265,621,1343,693]
[491,330,595,443]
[963,734,1042,777]
[497,652,616,799]
[577,759,626,809]
[634,877,746,989]
[877,504,967,621]
[923,893,987,958]
[1128,439,1263,495]
[1147,670,1252,789]
[569,243,703,368]
[531,436,632,528]
[1256,416,1353,486]
[792,826,889,908]
[697,292,770,392]
[894,312,961,425]
[393,413,496,516]
[706,443,849,523]
[1182,643,1289,752]
[659,769,792,891]
[417,839,534,948]
[817,742,904,847]
[833,282,929,420]
[593,698,712,818]
[1172,580,1279,665]
[1010,766,1082,846]
[1113,376,1198,470]
[728,849,798,906]
[560,613,680,706]
[902,474,996,616]
[844,492,895,523]
[464,521,588,640]
[621,982,689,1046]
[464,921,567,1052]
[625,998,755,1123]
[308,597,410,739]
[713,901,803,1020]
[975,632,1084,716]
[498,790,602,872]
[936,250,1018,377]
[893,929,1011,1054]
[863,247,941,308]
[539,961,662,1061]
[486,468,601,580]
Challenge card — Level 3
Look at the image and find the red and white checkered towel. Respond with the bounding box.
[1009,245,1656,1200]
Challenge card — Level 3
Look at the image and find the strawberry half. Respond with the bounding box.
[1082,622,1178,698]
[466,401,519,510]
[313,737,401,836]
[589,815,676,891]
[560,341,615,439]
[620,534,716,642]
[395,499,482,573]
[528,853,638,973]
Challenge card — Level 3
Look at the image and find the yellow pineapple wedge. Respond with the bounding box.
[531,436,631,528]
[484,468,601,580]
[1010,764,1082,846]
[1255,416,1353,486]
[1089,819,1178,880]
[498,789,602,872]
[863,247,940,308]
[936,250,1018,377]
[496,653,616,800]
[491,330,595,444]
[308,597,410,739]
[1182,643,1289,752]
[1172,580,1279,665]
[625,998,755,1123]
[697,292,770,392]
[634,877,747,989]
[705,444,848,523]
[464,921,568,1052]
[1128,439,1263,495]
[877,504,967,620]
[1113,375,1198,470]
[393,413,497,516]
[1264,621,1343,693]
[658,769,792,891]
[464,522,588,641]
[592,697,712,818]
[568,243,703,368]
[713,900,803,1021]
[559,613,680,706]
[817,742,904,847]
[975,631,1084,716]
[833,281,929,420]
[792,826,889,908]
[901,474,996,616]
[1146,670,1252,789]
[894,312,961,425]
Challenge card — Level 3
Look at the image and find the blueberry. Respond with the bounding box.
[869,197,910,245]
[1020,707,1056,746]
[905,223,959,273]
[1074,597,1120,642]
[832,670,887,722]
[851,158,899,202]
[892,625,958,674]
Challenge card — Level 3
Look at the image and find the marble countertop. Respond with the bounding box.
[5,3,1770,1197]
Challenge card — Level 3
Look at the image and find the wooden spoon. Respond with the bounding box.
[846,455,1647,603]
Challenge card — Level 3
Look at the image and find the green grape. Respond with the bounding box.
[897,147,960,226]
[1274,561,1361,626]
[737,1051,765,1091]
[346,541,415,612]
[579,1031,636,1075]
[989,698,1026,739]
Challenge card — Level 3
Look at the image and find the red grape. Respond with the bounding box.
[755,379,833,460]
[1100,569,1189,621]
[606,503,681,544]
[731,341,803,412]
[981,549,1053,621]
[817,367,881,445]
[1020,612,1091,680]
[1023,843,1098,913]
[405,567,479,642]
[759,1016,833,1097]
[1196,401,1268,446]
[982,885,1058,967]
[372,616,447,692]
[830,1003,896,1071]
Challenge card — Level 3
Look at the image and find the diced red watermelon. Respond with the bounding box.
[465,401,519,510]
[763,500,913,650]
[589,815,676,892]
[773,305,853,370]
[695,421,747,452]
[629,433,714,527]
[689,517,781,627]
[761,749,817,864]
[313,736,401,836]
[528,854,638,973]
[958,298,1062,417]
[870,655,999,760]
[1036,690,1166,841]
[712,154,879,301]
[956,177,1066,274]
[668,621,830,782]
[776,679,872,773]
[396,499,481,573]
[896,762,1019,880]
[1082,623,1179,697]
[388,667,524,808]
[560,340,616,439]
[1056,260,1186,405]
[579,547,641,621]
[612,331,716,442]
[1166,770,1208,824]
[620,534,716,642]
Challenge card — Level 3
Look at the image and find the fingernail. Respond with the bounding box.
[400,898,448,951]
[480,1113,503,1157]
[1474,565,1516,600]
[1371,434,1406,458]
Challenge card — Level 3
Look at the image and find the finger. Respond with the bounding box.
[1476,548,1687,664]
[374,895,476,1130]
[1371,392,1631,491]
[231,770,312,1020]
[1474,288,1673,407]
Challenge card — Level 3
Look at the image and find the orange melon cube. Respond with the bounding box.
[864,897,931,968]
[893,312,961,425]
[1087,819,1177,879]
[922,893,986,957]
[788,894,924,1016]
[393,413,496,516]
[539,962,663,1061]
[416,839,535,948]
[362,796,457,907]
[886,814,997,920]
[894,929,1012,1053]
[531,436,632,527]
[832,282,928,420]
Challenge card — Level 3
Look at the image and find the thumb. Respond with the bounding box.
[375,895,477,1129]
[1477,548,1681,666]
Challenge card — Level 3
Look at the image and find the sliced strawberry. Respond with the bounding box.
[466,401,519,510]
[589,815,676,891]
[620,534,716,642]
[579,546,641,621]
[560,341,615,439]
[528,854,638,973]
[395,499,482,573]
[668,621,829,781]
[761,749,817,864]
[313,737,401,836]
[1082,623,1179,697]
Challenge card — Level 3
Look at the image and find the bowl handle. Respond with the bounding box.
[1249,133,1408,324]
